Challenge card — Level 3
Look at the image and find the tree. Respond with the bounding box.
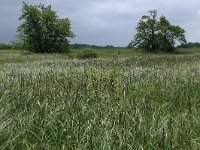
[17,2,74,53]
[157,16,186,52]
[130,10,186,53]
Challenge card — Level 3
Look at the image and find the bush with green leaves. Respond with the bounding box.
[77,48,98,59]
[17,2,74,53]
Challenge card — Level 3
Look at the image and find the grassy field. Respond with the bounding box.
[1,48,200,149]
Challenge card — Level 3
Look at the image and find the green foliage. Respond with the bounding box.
[77,48,99,59]
[131,10,186,53]
[0,43,11,50]
[10,38,26,50]
[157,16,186,52]
[17,2,74,53]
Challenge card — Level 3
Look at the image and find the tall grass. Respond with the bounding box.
[1,54,200,149]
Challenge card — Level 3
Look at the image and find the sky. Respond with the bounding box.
[0,0,200,47]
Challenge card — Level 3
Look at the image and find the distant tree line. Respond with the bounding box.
[0,43,11,50]
[177,42,200,48]
[70,43,125,49]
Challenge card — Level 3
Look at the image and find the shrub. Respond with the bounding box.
[77,48,98,59]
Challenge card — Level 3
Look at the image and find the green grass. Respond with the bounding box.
[176,47,200,54]
[1,48,200,149]
[68,48,144,58]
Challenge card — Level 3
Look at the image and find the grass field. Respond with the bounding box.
[1,48,200,149]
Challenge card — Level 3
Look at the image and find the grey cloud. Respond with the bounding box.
[0,0,200,46]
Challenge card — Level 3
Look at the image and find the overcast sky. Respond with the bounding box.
[0,0,200,47]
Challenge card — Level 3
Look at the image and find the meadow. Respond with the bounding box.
[1,48,200,149]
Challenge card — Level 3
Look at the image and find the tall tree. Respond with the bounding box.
[130,10,186,53]
[17,2,74,53]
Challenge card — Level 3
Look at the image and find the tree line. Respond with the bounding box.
[0,43,11,50]
[70,43,124,49]
[177,42,200,48]
[14,3,188,53]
